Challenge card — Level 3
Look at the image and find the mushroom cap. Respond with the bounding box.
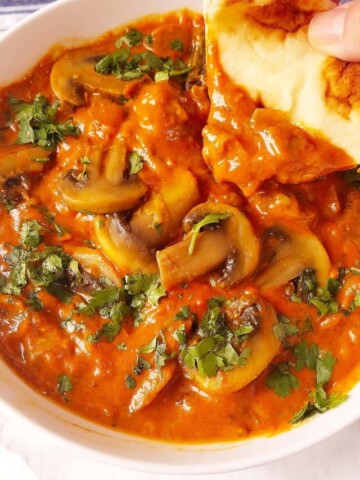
[184,295,280,394]
[130,169,200,249]
[50,50,140,106]
[0,146,52,180]
[68,246,121,286]
[57,139,147,215]
[96,215,158,275]
[183,202,260,286]
[256,225,331,289]
[58,174,147,214]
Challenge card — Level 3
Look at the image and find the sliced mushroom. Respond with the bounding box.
[95,214,158,275]
[129,362,176,413]
[184,295,280,395]
[50,50,142,106]
[157,202,260,290]
[256,226,331,289]
[130,169,200,249]
[0,146,52,180]
[57,136,147,214]
[186,24,206,88]
[69,247,121,286]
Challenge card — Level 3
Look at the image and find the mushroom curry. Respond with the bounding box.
[0,8,360,443]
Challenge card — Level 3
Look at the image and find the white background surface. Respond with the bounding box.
[1,405,360,480]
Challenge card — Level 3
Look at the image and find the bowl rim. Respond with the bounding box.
[0,0,360,475]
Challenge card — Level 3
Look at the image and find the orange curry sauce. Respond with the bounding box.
[0,10,360,443]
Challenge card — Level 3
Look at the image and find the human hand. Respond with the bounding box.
[308,0,360,61]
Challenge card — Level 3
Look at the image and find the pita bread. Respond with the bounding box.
[203,0,360,195]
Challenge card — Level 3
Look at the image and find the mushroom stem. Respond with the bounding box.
[130,169,200,249]
[157,230,231,290]
[0,146,52,180]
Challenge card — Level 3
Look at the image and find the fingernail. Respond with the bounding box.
[309,7,348,45]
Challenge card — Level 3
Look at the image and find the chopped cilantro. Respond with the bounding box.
[290,351,345,423]
[234,325,254,342]
[80,155,92,165]
[173,324,187,345]
[182,335,251,378]
[292,270,340,317]
[294,340,319,371]
[94,47,193,82]
[133,356,151,375]
[83,239,96,249]
[32,157,50,163]
[20,220,43,248]
[155,71,169,82]
[26,290,43,311]
[1,244,74,300]
[138,334,170,369]
[175,305,190,320]
[273,314,299,342]
[266,363,300,398]
[144,34,153,46]
[153,223,163,234]
[125,374,137,389]
[189,212,232,255]
[116,29,143,48]
[58,374,73,399]
[87,320,121,344]
[116,342,127,351]
[9,95,80,150]
[60,319,86,334]
[170,38,184,52]
[124,274,166,309]
[129,152,144,175]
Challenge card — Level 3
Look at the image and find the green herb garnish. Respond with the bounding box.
[10,95,80,149]
[189,213,231,255]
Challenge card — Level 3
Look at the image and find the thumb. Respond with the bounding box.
[308,0,360,62]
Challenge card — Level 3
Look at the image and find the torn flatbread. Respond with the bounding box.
[203,0,360,195]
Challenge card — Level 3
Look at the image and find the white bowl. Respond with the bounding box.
[0,0,360,474]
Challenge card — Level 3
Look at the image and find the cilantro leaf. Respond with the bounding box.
[294,340,319,371]
[173,324,187,345]
[175,305,190,320]
[124,274,166,309]
[266,363,300,398]
[58,374,73,398]
[20,220,43,248]
[60,319,86,334]
[87,320,121,344]
[133,356,151,375]
[129,152,144,175]
[10,95,80,150]
[94,46,193,82]
[139,337,158,354]
[292,270,340,317]
[182,335,251,378]
[189,213,232,255]
[273,314,299,342]
[116,29,143,48]
[316,352,336,388]
[125,374,137,389]
[138,335,170,370]
[170,38,184,52]
[26,290,43,311]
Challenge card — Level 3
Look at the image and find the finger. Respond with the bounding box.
[308,0,360,62]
